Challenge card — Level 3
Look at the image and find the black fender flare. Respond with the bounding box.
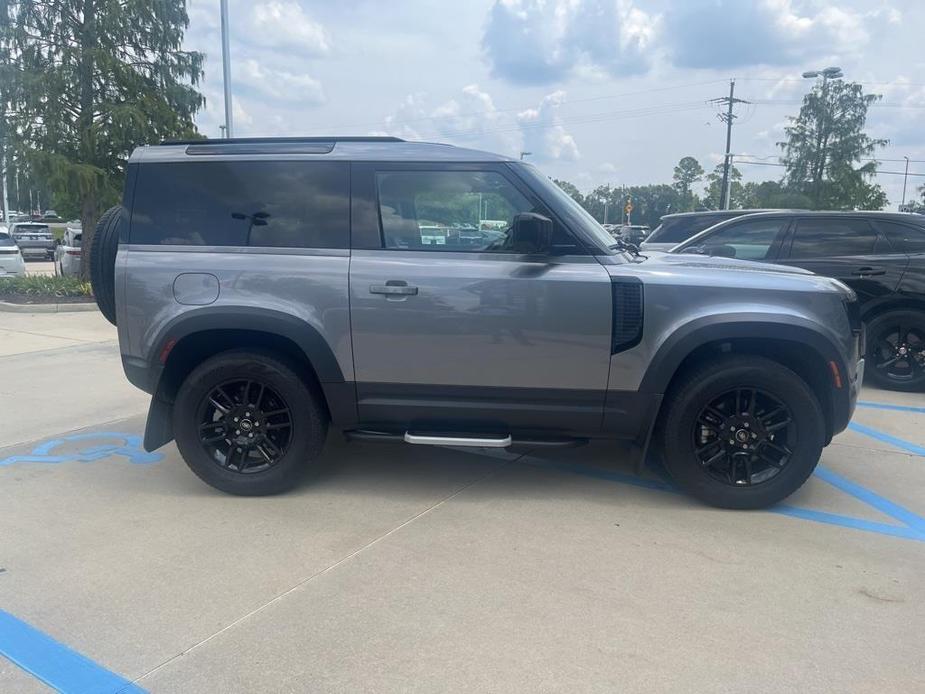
[150,305,346,383]
[638,313,850,395]
[141,306,353,451]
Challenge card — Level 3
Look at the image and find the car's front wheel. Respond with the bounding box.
[173,349,329,495]
[659,355,825,509]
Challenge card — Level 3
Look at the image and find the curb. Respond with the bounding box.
[0,301,98,314]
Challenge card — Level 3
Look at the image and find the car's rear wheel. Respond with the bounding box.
[173,349,328,495]
[865,309,925,392]
[660,355,824,509]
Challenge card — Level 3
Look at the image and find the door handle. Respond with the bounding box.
[852,267,885,277]
[370,281,418,296]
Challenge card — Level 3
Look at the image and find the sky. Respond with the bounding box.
[182,0,925,207]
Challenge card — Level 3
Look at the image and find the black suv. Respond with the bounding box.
[640,209,786,251]
[673,211,925,391]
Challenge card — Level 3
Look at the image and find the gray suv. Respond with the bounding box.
[89,137,863,509]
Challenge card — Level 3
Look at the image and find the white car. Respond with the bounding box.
[0,229,26,277]
[54,224,82,276]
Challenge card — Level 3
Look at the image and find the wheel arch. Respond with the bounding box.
[141,307,356,451]
[641,316,851,445]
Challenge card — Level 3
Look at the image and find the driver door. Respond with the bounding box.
[348,162,614,434]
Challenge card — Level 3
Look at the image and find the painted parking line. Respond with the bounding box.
[848,421,925,457]
[0,610,145,693]
[857,400,925,415]
[521,456,925,543]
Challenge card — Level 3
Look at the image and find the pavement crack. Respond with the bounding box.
[127,452,521,688]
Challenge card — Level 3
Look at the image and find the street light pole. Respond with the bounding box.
[519,151,531,160]
[220,0,234,139]
[901,156,910,209]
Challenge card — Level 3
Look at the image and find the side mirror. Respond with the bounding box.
[510,212,553,254]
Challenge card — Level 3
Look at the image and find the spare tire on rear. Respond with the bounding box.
[88,205,123,325]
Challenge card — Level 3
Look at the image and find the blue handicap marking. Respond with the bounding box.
[0,432,163,468]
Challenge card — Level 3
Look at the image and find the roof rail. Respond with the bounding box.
[160,136,404,146]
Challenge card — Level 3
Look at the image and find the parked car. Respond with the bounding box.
[9,221,55,260]
[86,137,861,509]
[673,211,925,391]
[54,224,82,276]
[42,210,62,222]
[641,209,789,252]
[0,228,26,277]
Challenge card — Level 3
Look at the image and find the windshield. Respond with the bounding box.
[513,163,617,252]
[648,214,739,244]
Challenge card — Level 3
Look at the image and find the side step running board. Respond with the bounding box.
[403,432,512,448]
[343,430,586,449]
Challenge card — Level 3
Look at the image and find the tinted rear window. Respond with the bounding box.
[130,161,349,248]
[788,219,881,259]
[14,224,50,233]
[648,213,740,244]
[875,220,925,254]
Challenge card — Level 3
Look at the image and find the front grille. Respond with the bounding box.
[611,278,644,353]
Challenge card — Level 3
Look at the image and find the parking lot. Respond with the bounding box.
[0,309,923,693]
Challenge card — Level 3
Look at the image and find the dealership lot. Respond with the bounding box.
[0,311,923,693]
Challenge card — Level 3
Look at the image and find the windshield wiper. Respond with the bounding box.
[608,239,645,258]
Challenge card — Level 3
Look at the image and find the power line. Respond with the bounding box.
[736,159,925,177]
[739,76,925,89]
[303,79,729,135]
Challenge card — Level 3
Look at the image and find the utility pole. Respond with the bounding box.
[901,156,910,210]
[220,0,234,138]
[710,80,749,210]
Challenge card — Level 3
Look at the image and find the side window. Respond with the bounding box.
[131,161,349,248]
[788,219,880,259]
[693,218,789,260]
[375,170,576,252]
[876,220,925,254]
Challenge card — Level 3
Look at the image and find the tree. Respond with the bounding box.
[672,156,704,211]
[779,79,887,210]
[703,163,743,210]
[553,178,584,206]
[739,180,812,210]
[1,1,205,276]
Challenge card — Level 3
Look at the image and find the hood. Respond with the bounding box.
[637,251,814,276]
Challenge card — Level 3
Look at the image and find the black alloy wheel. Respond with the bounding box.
[173,349,328,495]
[693,388,794,487]
[659,355,824,509]
[866,310,925,392]
[197,378,293,474]
[871,323,924,386]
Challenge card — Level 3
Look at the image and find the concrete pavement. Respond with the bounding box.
[0,310,922,693]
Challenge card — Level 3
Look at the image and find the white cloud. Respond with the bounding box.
[247,1,330,54]
[517,91,580,161]
[663,0,897,70]
[236,58,325,105]
[482,0,657,85]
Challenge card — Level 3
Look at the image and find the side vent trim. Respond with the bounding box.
[611,277,644,354]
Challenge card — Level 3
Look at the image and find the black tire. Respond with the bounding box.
[173,349,329,495]
[659,355,824,509]
[87,205,122,325]
[865,309,925,392]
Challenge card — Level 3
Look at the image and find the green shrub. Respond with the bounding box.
[0,275,92,297]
